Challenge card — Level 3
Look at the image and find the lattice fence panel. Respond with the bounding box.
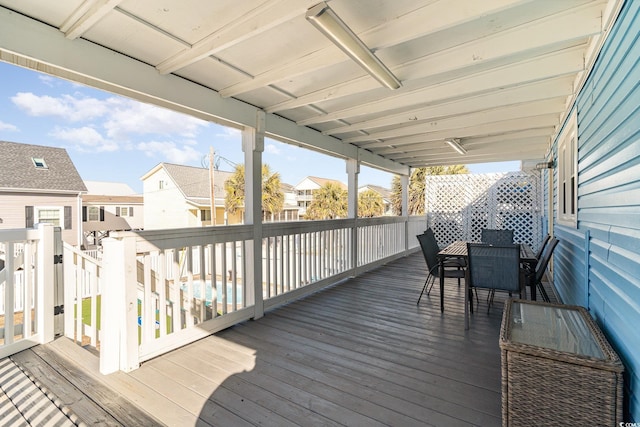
[425,172,543,252]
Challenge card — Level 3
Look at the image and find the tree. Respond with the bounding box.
[358,190,384,217]
[224,164,284,217]
[391,165,469,215]
[305,182,347,219]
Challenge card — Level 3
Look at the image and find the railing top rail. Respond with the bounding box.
[0,227,43,242]
[63,242,103,267]
[262,218,355,237]
[111,225,255,253]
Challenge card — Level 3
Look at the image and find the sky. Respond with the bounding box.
[0,61,520,194]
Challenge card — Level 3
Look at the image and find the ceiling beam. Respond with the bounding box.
[61,0,124,40]
[156,0,314,75]
[358,114,560,151]
[344,97,567,144]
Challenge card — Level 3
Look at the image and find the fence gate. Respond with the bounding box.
[425,172,544,252]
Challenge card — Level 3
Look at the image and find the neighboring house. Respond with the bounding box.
[267,183,299,222]
[0,140,86,246]
[295,176,347,217]
[141,163,238,230]
[358,184,392,216]
[81,181,144,247]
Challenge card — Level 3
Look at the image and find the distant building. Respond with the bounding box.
[358,184,393,216]
[294,176,347,217]
[0,141,87,245]
[269,183,299,222]
[81,181,144,247]
[141,163,236,230]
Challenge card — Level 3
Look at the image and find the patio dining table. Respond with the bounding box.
[437,241,537,330]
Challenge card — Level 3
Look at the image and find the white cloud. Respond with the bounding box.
[49,126,118,152]
[38,75,55,87]
[11,92,108,122]
[215,127,241,139]
[136,141,202,164]
[265,143,282,154]
[0,121,18,132]
[104,99,207,139]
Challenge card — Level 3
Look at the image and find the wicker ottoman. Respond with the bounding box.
[499,299,624,427]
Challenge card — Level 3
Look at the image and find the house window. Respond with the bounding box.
[557,111,578,227]
[201,210,211,221]
[88,206,100,221]
[159,180,165,190]
[37,208,61,226]
[32,157,48,169]
[116,206,133,217]
[26,206,71,229]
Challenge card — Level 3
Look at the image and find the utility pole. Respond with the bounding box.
[209,147,216,226]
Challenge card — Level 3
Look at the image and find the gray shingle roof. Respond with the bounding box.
[0,141,87,192]
[162,163,233,202]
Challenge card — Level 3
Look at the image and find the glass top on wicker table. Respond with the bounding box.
[509,300,604,358]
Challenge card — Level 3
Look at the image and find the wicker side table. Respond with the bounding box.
[500,299,624,427]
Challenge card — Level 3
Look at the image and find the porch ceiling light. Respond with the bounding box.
[445,138,467,155]
[306,2,401,90]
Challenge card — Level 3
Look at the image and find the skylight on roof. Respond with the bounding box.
[32,157,48,169]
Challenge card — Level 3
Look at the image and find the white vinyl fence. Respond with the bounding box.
[0,224,55,358]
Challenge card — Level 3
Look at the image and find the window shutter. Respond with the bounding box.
[25,206,34,228]
[129,206,134,216]
[100,206,105,221]
[116,207,120,217]
[64,206,72,229]
[82,206,87,222]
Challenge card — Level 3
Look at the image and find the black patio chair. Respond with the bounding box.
[535,234,552,260]
[523,237,559,302]
[416,229,465,304]
[467,243,523,312]
[481,228,514,245]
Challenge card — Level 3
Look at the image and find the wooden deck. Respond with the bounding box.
[6,251,553,426]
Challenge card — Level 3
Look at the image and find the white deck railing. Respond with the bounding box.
[63,243,102,349]
[0,224,55,358]
[97,216,426,373]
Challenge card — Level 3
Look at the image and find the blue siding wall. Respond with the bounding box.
[553,0,640,420]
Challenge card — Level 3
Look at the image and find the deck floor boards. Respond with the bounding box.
[9,250,551,426]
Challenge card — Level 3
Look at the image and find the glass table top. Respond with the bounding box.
[508,301,605,359]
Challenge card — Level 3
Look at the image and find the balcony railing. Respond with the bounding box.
[89,216,425,373]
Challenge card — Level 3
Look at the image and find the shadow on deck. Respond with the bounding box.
[9,251,555,426]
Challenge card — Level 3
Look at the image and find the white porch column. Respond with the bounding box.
[100,233,139,374]
[401,173,410,251]
[347,159,359,274]
[243,111,265,320]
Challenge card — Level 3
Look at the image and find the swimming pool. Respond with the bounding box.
[180,280,243,306]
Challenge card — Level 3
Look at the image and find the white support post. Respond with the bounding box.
[401,174,410,252]
[100,233,139,374]
[243,111,265,320]
[347,159,359,274]
[36,223,55,344]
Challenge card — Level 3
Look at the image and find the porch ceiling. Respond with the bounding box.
[0,0,621,172]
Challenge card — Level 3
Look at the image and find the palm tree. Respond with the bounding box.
[261,164,284,218]
[391,165,469,215]
[225,164,245,214]
[305,182,347,219]
[358,190,384,217]
[224,163,284,218]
